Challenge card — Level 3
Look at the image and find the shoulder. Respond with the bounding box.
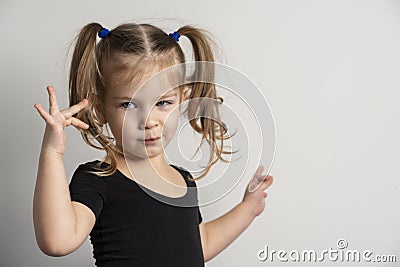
[74,159,103,171]
[69,160,108,196]
[72,160,109,177]
[171,164,198,187]
[171,164,191,178]
[69,160,108,219]
[70,160,110,185]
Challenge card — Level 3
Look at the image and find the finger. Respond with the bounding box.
[61,99,88,119]
[255,165,264,176]
[47,86,60,116]
[254,175,272,191]
[249,165,266,184]
[69,117,90,130]
[248,179,263,193]
[247,165,267,192]
[260,176,274,190]
[34,103,54,124]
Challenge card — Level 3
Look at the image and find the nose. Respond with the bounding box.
[145,118,158,130]
[139,108,159,130]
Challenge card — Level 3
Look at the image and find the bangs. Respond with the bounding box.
[101,50,186,96]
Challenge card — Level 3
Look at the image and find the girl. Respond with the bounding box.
[33,22,273,267]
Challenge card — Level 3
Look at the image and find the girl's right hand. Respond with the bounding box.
[34,86,89,155]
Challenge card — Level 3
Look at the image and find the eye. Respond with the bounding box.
[157,100,173,107]
[120,102,136,109]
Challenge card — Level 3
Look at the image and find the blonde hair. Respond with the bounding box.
[68,22,237,181]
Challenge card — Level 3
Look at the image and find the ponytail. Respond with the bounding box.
[69,23,102,105]
[68,22,120,176]
[178,26,236,180]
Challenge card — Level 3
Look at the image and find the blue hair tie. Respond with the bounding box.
[98,28,110,38]
[169,31,181,42]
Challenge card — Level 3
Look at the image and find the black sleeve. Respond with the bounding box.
[69,163,108,219]
[183,167,203,224]
[198,208,203,224]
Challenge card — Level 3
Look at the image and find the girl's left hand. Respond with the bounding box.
[242,165,274,218]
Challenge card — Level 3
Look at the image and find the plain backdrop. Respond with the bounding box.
[1,0,399,266]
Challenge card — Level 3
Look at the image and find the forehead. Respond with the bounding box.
[103,59,184,101]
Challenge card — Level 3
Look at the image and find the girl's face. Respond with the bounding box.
[101,68,187,161]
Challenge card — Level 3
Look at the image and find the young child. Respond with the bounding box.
[33,22,274,267]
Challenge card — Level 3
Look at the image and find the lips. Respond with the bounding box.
[144,137,160,141]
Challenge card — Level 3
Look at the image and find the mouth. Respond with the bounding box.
[141,137,161,144]
[144,137,160,141]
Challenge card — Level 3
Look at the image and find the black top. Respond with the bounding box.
[69,160,204,267]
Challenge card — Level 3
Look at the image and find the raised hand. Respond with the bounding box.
[242,165,274,217]
[34,86,89,155]
[248,165,268,193]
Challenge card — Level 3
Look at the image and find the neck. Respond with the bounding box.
[113,151,177,187]
[106,150,171,172]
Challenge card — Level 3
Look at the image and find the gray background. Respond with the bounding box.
[1,0,399,266]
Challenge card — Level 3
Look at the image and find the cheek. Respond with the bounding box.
[162,109,180,137]
[108,121,123,142]
[106,111,129,139]
[120,114,140,137]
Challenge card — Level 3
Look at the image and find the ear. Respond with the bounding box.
[178,86,190,114]
[94,100,107,125]
[181,86,190,102]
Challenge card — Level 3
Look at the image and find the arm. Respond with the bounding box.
[199,171,273,262]
[33,86,93,256]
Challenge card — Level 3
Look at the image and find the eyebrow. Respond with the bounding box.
[112,91,178,100]
[160,91,179,98]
